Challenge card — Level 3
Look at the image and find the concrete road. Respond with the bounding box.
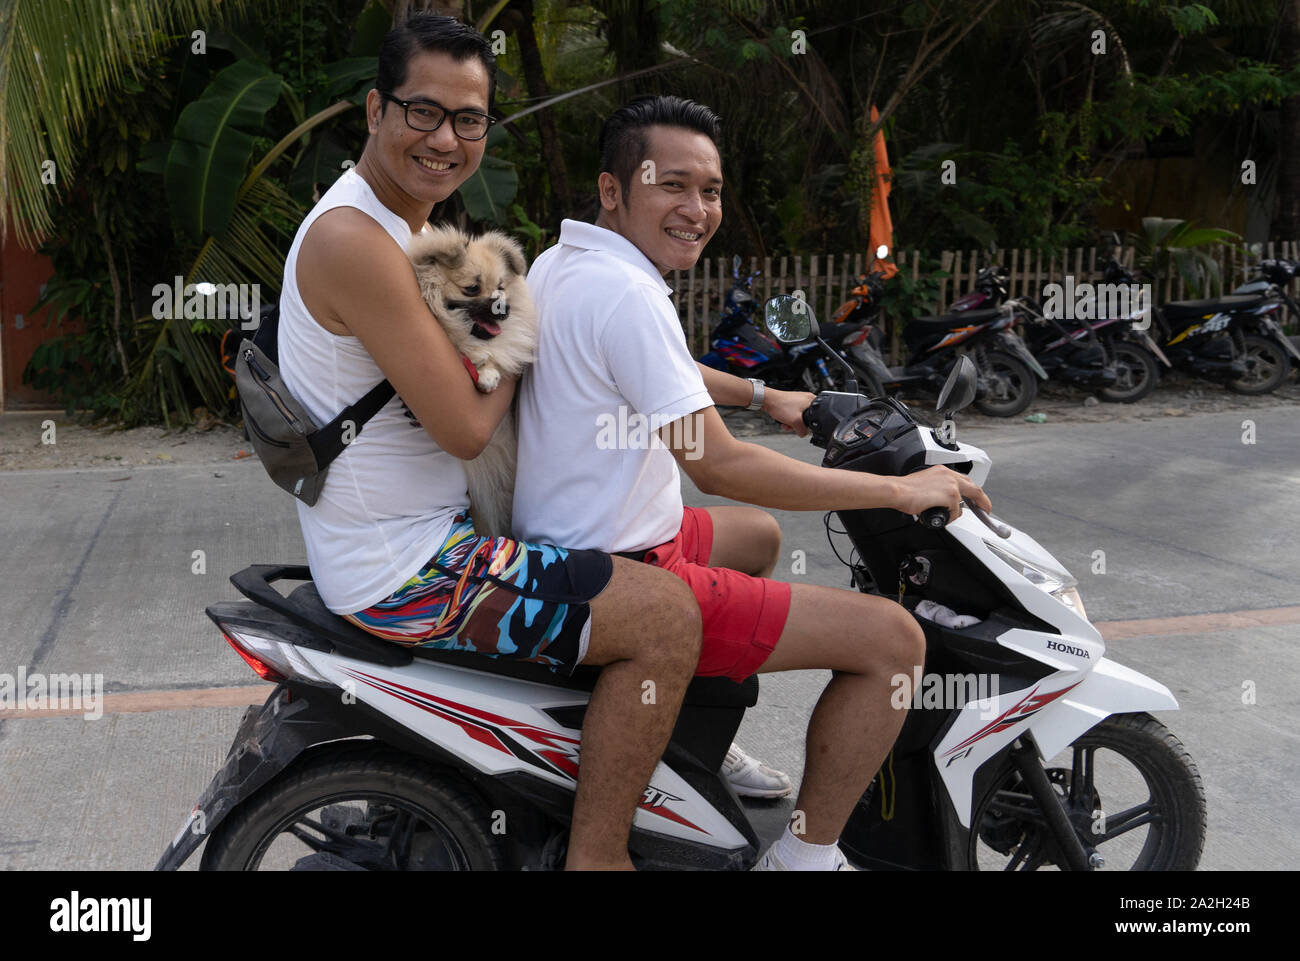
[0,405,1296,869]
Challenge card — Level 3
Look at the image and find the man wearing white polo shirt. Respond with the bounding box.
[516,95,991,870]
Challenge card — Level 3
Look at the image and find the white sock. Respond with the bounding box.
[773,824,839,871]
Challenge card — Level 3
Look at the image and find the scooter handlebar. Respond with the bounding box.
[920,506,949,529]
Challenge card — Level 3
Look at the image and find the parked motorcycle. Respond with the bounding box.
[1106,257,1296,395]
[829,262,1048,417]
[1021,303,1124,397]
[1230,257,1300,385]
[699,256,875,394]
[1020,259,1166,404]
[155,295,1205,872]
[1232,257,1298,300]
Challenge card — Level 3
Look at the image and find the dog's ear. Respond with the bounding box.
[480,231,527,278]
[410,225,467,270]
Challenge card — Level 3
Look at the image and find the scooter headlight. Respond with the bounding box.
[1054,586,1088,620]
[984,542,1088,618]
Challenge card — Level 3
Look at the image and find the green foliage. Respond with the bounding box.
[164,61,284,241]
[19,0,1296,426]
[878,256,949,332]
[0,0,258,248]
[1128,217,1242,300]
[509,204,553,260]
[891,133,1106,254]
[457,128,521,224]
[20,46,180,421]
[22,272,124,417]
[1101,62,1300,143]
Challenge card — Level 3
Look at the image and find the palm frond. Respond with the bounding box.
[0,0,254,249]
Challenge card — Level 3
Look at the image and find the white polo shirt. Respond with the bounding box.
[513,220,712,553]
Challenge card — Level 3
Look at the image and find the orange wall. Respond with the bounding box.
[0,227,78,411]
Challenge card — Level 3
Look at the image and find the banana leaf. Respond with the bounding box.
[288,132,354,206]
[306,57,378,116]
[350,0,391,57]
[457,127,518,224]
[164,60,284,241]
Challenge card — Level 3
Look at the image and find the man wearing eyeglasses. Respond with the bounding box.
[280,14,705,871]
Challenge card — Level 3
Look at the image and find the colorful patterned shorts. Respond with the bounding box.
[343,513,614,674]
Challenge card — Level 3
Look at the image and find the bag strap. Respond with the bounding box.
[307,377,396,467]
[253,299,396,468]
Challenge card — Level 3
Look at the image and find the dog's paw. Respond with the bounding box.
[476,366,502,392]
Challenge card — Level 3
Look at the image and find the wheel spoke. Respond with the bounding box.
[385,810,417,868]
[1004,830,1048,871]
[295,814,359,844]
[285,824,332,853]
[1095,801,1160,842]
[285,822,370,865]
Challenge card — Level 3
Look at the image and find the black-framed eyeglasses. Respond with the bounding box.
[379,92,496,141]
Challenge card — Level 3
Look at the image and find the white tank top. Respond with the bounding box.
[278,168,468,614]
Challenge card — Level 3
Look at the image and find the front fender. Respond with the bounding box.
[1026,657,1179,760]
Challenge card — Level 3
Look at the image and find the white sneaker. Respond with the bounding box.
[751,845,857,871]
[722,743,794,798]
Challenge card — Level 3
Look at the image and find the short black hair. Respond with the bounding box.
[598,95,722,204]
[376,14,496,111]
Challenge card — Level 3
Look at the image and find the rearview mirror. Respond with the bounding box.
[763,295,819,344]
[936,355,978,414]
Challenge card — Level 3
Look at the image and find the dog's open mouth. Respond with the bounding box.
[447,299,507,339]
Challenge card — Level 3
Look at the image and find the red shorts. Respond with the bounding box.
[643,507,792,682]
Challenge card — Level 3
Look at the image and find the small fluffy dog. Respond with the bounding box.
[407,225,536,538]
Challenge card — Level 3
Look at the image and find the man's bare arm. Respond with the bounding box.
[694,362,814,436]
[296,208,514,460]
[658,406,991,516]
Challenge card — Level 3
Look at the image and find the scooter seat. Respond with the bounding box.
[904,308,1004,342]
[820,321,870,347]
[283,583,757,708]
[1161,295,1264,320]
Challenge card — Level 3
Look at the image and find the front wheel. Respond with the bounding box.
[1099,341,1159,403]
[200,744,506,871]
[974,350,1037,417]
[966,712,1206,871]
[1228,333,1291,395]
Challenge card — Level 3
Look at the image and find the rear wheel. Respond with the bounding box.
[1228,334,1291,395]
[1099,341,1159,403]
[200,744,505,871]
[974,350,1037,417]
[966,713,1205,871]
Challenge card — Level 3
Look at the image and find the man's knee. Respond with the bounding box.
[600,560,701,672]
[884,604,926,673]
[756,511,782,571]
[647,574,703,673]
[845,598,924,678]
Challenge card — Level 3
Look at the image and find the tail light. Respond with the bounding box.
[845,327,871,347]
[223,630,286,682]
[217,623,331,686]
